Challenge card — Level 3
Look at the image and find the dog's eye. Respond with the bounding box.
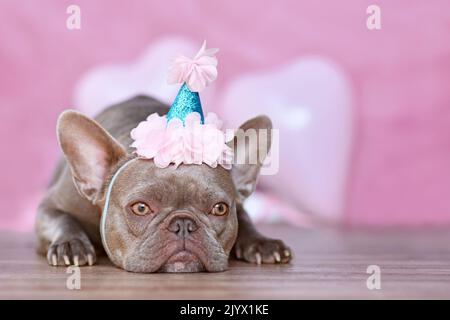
[211,202,229,216]
[131,202,151,216]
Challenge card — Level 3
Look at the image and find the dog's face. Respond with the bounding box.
[57,110,271,272]
[101,160,238,272]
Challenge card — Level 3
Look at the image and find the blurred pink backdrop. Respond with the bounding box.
[1,0,449,230]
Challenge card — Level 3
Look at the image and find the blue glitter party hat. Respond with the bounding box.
[130,41,233,170]
[166,83,205,124]
[166,41,218,125]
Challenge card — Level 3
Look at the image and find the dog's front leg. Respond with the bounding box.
[232,204,292,264]
[36,202,96,267]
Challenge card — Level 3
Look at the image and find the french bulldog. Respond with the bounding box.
[36,95,291,272]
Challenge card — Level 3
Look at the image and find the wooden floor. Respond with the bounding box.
[0,225,449,299]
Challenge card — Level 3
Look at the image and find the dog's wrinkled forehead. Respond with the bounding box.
[111,159,236,207]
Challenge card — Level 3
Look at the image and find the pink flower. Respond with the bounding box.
[130,113,166,158]
[130,112,233,170]
[167,41,219,92]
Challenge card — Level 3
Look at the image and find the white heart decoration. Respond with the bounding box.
[221,57,354,222]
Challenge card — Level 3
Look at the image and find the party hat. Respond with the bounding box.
[129,41,233,169]
[166,83,204,124]
[166,40,218,124]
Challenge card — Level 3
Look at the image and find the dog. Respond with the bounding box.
[36,95,291,272]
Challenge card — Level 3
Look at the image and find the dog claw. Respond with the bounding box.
[73,256,79,266]
[284,249,291,257]
[274,251,281,262]
[255,253,262,265]
[51,254,57,266]
[63,255,70,265]
[235,248,242,259]
[87,254,94,266]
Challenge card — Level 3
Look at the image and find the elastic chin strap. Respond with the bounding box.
[100,157,139,260]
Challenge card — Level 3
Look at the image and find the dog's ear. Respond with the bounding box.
[228,115,272,203]
[57,110,126,204]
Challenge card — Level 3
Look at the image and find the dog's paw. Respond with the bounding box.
[233,236,292,264]
[47,237,96,267]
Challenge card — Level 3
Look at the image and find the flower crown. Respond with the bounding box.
[130,41,233,169]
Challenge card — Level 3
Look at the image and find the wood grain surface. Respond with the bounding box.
[0,225,449,299]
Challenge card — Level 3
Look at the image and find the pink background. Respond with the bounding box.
[1,0,449,229]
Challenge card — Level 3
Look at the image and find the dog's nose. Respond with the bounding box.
[168,217,198,238]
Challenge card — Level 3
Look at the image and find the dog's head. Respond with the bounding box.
[57,110,272,272]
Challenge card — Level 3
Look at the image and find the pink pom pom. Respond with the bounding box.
[167,41,219,92]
